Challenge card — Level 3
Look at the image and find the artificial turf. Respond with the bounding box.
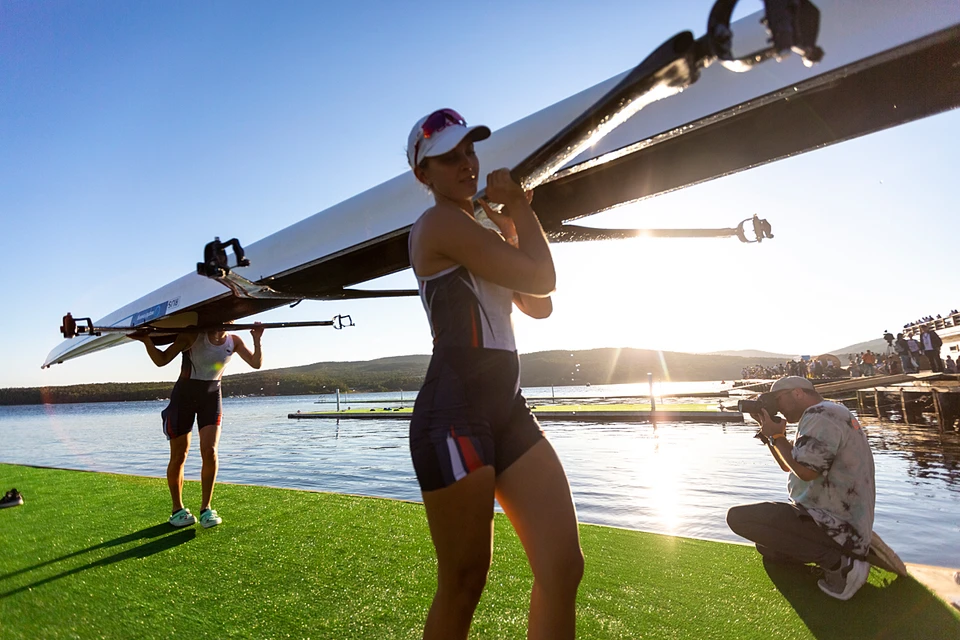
[1,463,957,639]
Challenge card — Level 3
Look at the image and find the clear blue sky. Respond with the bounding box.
[2,0,958,388]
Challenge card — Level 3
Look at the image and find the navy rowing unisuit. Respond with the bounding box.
[409,262,543,492]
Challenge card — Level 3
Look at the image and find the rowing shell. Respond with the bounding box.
[43,0,960,369]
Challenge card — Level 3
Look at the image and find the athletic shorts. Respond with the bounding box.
[161,379,222,440]
[409,347,544,492]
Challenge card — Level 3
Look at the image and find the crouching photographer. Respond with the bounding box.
[726,376,877,601]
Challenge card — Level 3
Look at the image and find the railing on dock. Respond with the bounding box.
[903,311,960,338]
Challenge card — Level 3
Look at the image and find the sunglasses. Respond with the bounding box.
[422,108,466,138]
[414,109,467,165]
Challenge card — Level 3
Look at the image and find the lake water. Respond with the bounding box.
[2,383,959,567]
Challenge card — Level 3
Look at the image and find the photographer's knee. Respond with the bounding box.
[726,504,750,535]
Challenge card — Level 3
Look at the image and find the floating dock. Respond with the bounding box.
[290,403,743,423]
[313,391,731,405]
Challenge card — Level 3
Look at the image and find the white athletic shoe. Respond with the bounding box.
[199,508,222,529]
[818,556,870,601]
[169,508,196,528]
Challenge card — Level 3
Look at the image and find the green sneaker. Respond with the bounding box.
[169,508,196,528]
[199,508,222,529]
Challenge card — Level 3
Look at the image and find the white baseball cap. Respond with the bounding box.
[770,376,815,393]
[407,108,490,169]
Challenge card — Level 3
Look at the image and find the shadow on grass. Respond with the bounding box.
[0,523,174,583]
[0,525,195,599]
[764,558,960,639]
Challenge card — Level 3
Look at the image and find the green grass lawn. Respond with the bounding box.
[1,463,957,639]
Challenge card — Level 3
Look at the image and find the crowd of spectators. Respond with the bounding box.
[740,344,957,381]
[903,309,960,330]
[847,350,902,377]
[739,310,959,382]
[740,363,786,379]
[741,357,844,381]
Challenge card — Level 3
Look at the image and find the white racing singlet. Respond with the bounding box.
[181,334,235,381]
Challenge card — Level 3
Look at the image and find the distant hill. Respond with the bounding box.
[1,349,787,405]
[704,349,795,360]
[827,338,890,356]
[515,348,785,386]
[710,338,893,361]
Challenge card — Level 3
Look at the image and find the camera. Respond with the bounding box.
[738,392,784,444]
[737,392,780,419]
[737,393,780,424]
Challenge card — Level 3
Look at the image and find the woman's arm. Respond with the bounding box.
[513,293,553,319]
[480,201,554,320]
[232,324,263,369]
[130,333,195,367]
[417,170,556,296]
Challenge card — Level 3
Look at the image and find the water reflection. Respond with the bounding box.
[1,393,958,567]
[860,418,960,490]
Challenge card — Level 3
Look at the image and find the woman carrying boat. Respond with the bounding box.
[131,324,263,528]
[406,109,583,640]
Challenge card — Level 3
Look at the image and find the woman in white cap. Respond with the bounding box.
[406,109,583,639]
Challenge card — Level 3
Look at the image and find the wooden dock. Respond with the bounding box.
[831,373,960,432]
[815,373,917,396]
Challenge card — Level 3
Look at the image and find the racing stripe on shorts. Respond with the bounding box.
[446,428,485,482]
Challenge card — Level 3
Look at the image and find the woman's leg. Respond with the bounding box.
[168,432,191,513]
[198,424,221,512]
[421,465,496,640]
[495,439,584,640]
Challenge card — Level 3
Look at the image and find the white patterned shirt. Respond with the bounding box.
[788,401,875,556]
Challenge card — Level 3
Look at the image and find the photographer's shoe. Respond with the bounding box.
[818,555,869,601]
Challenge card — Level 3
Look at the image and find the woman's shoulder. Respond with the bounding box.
[416,203,471,229]
[413,204,479,251]
[179,333,200,349]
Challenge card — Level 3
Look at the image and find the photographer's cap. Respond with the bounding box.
[770,376,815,393]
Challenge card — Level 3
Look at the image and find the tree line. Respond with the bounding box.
[2,349,784,406]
